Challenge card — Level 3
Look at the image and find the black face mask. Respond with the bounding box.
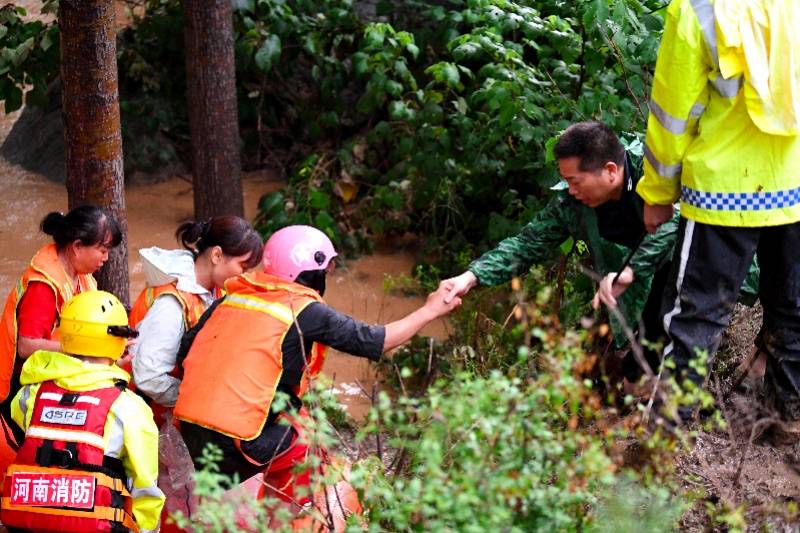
[295,269,327,296]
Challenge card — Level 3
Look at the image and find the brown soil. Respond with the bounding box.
[675,304,800,531]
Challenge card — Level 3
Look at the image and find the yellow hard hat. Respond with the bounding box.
[58,290,135,359]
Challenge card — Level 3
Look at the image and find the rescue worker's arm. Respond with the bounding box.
[292,303,387,360]
[295,285,459,357]
[131,295,186,408]
[114,393,165,533]
[594,205,681,309]
[636,0,711,209]
[383,284,460,351]
[17,337,61,358]
[10,383,37,431]
[442,195,572,303]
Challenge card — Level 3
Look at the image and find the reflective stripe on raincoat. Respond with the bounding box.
[637,0,800,227]
[11,351,164,532]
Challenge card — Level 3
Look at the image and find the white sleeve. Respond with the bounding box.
[131,295,186,408]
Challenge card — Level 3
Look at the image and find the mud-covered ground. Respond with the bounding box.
[674,304,800,531]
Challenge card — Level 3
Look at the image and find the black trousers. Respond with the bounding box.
[620,261,671,381]
[181,420,295,484]
[662,218,800,419]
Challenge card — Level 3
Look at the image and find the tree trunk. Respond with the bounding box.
[60,0,130,306]
[184,0,244,219]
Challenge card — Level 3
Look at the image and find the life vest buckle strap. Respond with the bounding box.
[35,440,53,467]
[36,441,77,469]
[110,489,125,509]
[59,393,80,406]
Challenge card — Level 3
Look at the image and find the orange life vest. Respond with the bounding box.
[127,283,210,420]
[174,272,328,441]
[0,381,138,533]
[129,283,209,332]
[0,244,96,402]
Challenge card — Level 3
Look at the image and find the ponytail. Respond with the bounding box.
[175,216,263,269]
[41,204,122,251]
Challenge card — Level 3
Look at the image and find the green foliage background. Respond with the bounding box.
[2,0,665,264]
[4,2,741,530]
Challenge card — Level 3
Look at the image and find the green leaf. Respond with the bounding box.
[498,101,516,127]
[641,14,664,32]
[258,191,285,215]
[364,25,387,48]
[388,100,415,121]
[314,210,336,234]
[0,26,7,40]
[385,80,403,97]
[40,27,56,52]
[544,134,559,163]
[254,34,281,72]
[426,62,460,89]
[586,0,610,28]
[352,52,368,76]
[11,37,34,67]
[559,237,575,255]
[233,0,255,13]
[309,188,331,210]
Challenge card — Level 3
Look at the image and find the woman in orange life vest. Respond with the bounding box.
[174,225,462,506]
[129,216,262,420]
[0,205,122,446]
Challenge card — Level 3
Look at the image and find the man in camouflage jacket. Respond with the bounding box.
[442,121,758,377]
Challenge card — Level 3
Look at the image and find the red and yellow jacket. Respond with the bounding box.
[9,350,164,532]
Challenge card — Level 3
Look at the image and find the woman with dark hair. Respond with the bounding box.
[129,216,262,420]
[0,204,122,448]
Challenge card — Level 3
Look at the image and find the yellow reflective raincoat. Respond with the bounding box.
[637,0,800,227]
[11,351,164,533]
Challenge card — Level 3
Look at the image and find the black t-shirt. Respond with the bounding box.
[278,301,385,391]
[594,154,646,248]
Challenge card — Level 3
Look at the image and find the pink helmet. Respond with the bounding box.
[262,225,338,281]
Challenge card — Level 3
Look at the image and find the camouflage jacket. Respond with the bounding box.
[469,152,759,347]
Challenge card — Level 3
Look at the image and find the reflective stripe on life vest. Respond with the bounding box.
[175,272,329,440]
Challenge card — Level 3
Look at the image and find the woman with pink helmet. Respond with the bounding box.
[172,225,460,509]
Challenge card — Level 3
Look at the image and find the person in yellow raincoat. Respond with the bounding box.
[4,291,164,532]
[639,0,800,436]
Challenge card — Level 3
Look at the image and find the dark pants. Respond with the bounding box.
[621,261,671,381]
[181,420,295,484]
[662,218,800,419]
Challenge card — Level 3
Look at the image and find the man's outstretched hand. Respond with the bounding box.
[424,284,464,318]
[439,271,478,304]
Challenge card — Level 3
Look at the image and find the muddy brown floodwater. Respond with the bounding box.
[0,102,446,424]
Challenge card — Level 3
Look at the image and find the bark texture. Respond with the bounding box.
[184,0,244,219]
[60,0,130,305]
